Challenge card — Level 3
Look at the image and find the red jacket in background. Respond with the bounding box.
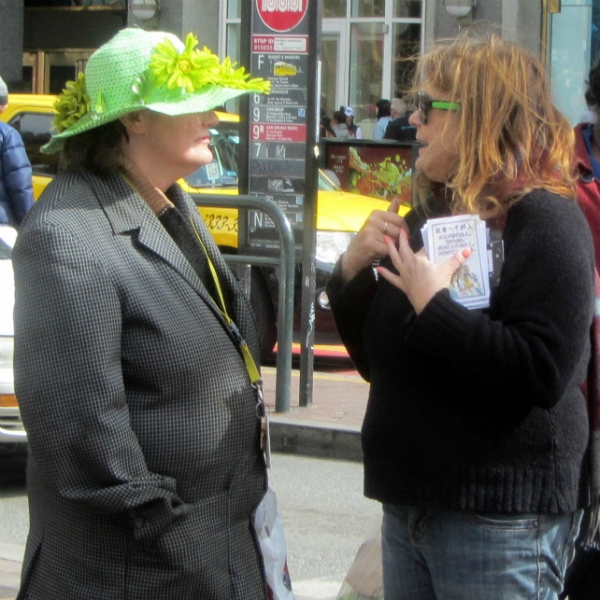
[574,122,600,268]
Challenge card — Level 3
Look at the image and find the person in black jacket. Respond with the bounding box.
[384,97,416,142]
[327,35,595,600]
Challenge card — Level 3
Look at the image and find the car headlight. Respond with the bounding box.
[315,231,356,265]
[0,336,14,370]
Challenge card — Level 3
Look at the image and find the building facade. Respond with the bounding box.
[0,0,597,128]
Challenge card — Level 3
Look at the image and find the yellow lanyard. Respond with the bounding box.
[187,218,262,387]
[188,217,271,466]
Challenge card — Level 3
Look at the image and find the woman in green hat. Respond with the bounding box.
[13,28,274,599]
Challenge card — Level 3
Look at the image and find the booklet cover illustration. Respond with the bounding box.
[421,215,492,309]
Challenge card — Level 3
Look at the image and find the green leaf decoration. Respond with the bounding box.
[52,72,91,133]
[131,71,158,105]
[94,91,106,115]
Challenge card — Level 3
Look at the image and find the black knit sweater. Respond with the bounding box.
[327,189,596,514]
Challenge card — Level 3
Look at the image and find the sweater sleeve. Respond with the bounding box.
[405,191,595,411]
[327,258,379,381]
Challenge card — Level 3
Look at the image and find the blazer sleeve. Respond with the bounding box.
[13,223,183,541]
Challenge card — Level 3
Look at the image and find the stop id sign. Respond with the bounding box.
[256,0,308,32]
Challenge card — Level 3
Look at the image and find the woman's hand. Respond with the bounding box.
[377,229,472,314]
[341,198,409,282]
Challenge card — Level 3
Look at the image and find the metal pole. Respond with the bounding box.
[193,194,295,412]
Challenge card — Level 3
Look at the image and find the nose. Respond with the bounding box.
[408,110,421,127]
[202,110,219,129]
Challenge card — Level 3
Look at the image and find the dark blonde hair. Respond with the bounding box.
[414,35,575,215]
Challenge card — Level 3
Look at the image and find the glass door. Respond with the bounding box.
[321,22,349,118]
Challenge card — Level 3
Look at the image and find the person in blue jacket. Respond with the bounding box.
[0,76,34,227]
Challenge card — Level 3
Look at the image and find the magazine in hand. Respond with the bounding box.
[421,214,491,309]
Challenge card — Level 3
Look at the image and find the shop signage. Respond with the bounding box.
[246,0,315,254]
[256,0,308,32]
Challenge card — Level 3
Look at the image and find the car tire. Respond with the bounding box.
[250,267,277,362]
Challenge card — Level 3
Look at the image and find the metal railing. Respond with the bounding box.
[193,194,295,412]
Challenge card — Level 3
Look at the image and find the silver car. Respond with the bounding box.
[0,226,26,456]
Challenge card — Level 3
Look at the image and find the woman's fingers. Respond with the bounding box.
[440,247,473,283]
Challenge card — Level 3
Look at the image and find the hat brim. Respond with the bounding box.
[42,86,249,154]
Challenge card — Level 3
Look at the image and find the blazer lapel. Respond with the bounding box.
[82,170,225,312]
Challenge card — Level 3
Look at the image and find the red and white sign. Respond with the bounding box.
[251,123,307,143]
[256,0,307,32]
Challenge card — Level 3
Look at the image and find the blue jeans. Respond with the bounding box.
[381,504,582,600]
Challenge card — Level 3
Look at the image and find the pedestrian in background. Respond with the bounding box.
[0,76,34,227]
[384,97,416,142]
[331,109,350,139]
[327,34,595,599]
[320,108,336,138]
[372,98,392,140]
[342,106,363,139]
[13,28,271,599]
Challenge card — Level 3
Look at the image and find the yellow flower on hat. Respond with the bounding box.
[149,33,271,95]
[216,57,271,94]
[150,33,220,93]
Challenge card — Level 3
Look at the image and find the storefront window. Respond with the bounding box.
[391,22,420,98]
[549,0,594,124]
[324,0,347,17]
[227,0,240,19]
[393,0,422,18]
[351,0,385,18]
[349,23,385,121]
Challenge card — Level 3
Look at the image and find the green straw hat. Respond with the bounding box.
[42,27,270,154]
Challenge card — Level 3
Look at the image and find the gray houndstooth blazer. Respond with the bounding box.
[13,168,268,599]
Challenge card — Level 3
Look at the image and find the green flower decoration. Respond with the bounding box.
[148,33,271,95]
[150,33,219,93]
[214,57,271,94]
[53,72,91,133]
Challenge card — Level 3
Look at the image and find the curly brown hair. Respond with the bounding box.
[412,34,575,216]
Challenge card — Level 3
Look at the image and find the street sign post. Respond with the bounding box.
[240,0,321,407]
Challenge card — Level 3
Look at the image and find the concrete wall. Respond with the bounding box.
[23,9,126,49]
[127,0,221,54]
[0,0,24,87]
[424,0,544,58]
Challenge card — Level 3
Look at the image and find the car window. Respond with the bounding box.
[8,112,58,177]
[183,125,240,188]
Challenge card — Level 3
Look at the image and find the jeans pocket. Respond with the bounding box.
[464,511,540,531]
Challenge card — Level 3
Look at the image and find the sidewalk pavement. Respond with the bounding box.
[0,363,369,600]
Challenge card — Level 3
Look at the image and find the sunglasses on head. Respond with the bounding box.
[416,91,459,124]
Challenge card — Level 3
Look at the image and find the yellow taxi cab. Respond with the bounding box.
[1,95,411,358]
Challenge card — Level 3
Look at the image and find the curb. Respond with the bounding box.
[270,419,362,462]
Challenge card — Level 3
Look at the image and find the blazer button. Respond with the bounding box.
[133,517,145,530]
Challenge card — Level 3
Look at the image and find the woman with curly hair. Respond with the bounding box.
[327,35,595,599]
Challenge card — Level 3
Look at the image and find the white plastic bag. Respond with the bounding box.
[336,521,384,600]
[254,487,295,600]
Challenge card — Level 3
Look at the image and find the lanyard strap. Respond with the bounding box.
[188,217,262,386]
